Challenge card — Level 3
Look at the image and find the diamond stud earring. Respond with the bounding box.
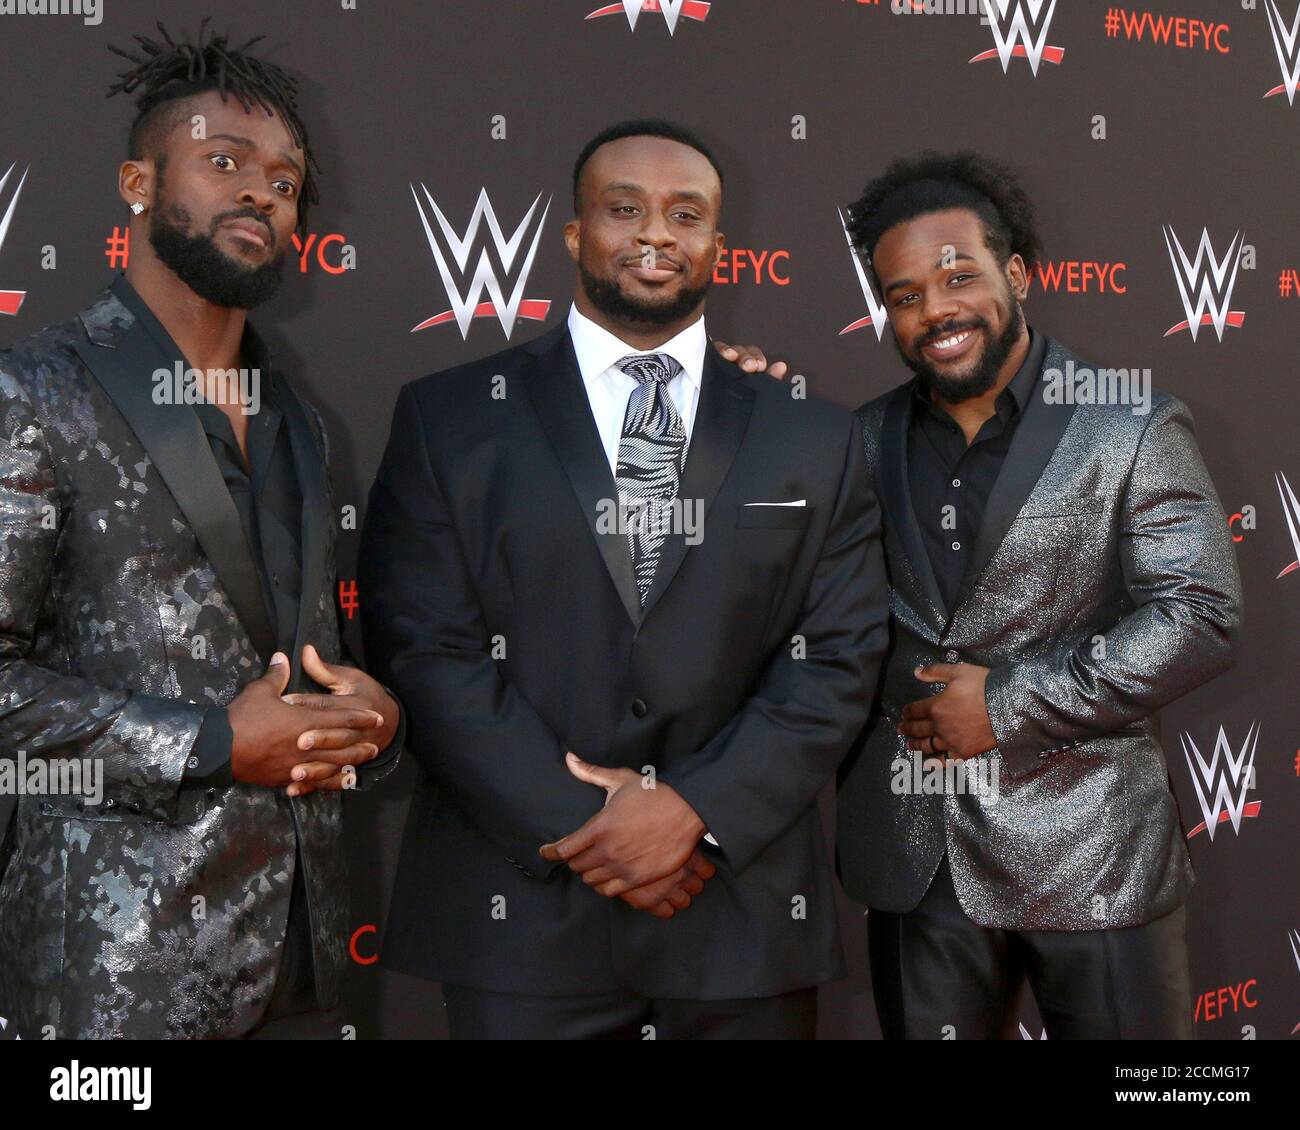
[130,201,145,215]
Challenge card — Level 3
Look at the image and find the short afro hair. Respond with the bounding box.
[846,151,1041,285]
[572,118,724,213]
[108,19,320,229]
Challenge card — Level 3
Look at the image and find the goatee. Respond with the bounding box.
[896,300,1026,403]
[148,202,284,310]
[579,261,709,329]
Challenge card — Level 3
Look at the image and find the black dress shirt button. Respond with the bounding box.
[631,698,649,718]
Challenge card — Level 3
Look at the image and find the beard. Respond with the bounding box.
[579,260,710,329]
[895,292,1026,404]
[148,194,285,310]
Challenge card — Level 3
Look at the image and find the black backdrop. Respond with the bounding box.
[0,0,1296,1039]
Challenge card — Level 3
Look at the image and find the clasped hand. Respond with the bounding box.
[228,644,399,796]
[540,753,715,920]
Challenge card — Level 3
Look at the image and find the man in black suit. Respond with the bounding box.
[360,119,889,1039]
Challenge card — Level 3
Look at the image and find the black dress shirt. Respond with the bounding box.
[907,328,1046,613]
[108,274,402,1018]
[108,274,401,784]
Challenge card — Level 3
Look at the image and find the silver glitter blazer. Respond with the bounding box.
[0,286,396,1038]
[836,336,1242,930]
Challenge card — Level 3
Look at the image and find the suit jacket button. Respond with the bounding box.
[945,650,959,663]
[631,698,648,718]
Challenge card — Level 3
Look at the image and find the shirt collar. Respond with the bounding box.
[1003,326,1045,416]
[567,302,706,392]
[108,272,277,397]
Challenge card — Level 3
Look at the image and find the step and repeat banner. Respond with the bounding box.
[0,0,1295,1039]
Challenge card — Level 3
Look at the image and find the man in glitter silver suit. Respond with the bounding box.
[828,153,1242,1039]
[0,26,401,1039]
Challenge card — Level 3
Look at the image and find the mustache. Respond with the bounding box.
[916,319,985,349]
[211,209,276,249]
[621,254,682,270]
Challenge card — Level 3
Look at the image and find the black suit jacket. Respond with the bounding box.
[360,321,888,999]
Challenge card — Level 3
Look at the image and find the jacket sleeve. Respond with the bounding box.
[657,414,890,876]
[984,396,1242,778]
[0,364,206,820]
[358,382,603,877]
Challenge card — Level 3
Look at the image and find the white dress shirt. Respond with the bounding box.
[565,302,719,849]
[566,302,707,474]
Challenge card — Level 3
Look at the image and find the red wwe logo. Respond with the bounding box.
[410,185,552,340]
[0,162,30,316]
[970,0,1065,74]
[586,0,711,35]
[1264,0,1300,102]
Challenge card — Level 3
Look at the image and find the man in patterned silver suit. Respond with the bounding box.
[0,27,401,1039]
[829,153,1242,1038]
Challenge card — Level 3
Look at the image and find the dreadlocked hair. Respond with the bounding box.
[107,19,319,228]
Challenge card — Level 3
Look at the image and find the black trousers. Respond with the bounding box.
[442,983,818,1040]
[868,856,1193,1040]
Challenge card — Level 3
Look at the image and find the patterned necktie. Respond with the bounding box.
[614,352,688,605]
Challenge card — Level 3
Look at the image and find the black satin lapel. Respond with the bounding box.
[278,383,330,692]
[522,331,642,626]
[74,333,277,665]
[639,351,753,622]
[880,384,948,627]
[951,339,1078,615]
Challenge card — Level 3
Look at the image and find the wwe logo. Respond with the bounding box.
[0,162,30,317]
[1162,226,1246,341]
[1182,723,1261,841]
[1264,0,1300,103]
[838,208,889,339]
[410,185,552,340]
[1275,471,1300,579]
[971,0,1064,75]
[586,0,711,34]
[1289,929,1300,1035]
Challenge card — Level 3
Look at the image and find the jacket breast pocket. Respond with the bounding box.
[735,504,815,530]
